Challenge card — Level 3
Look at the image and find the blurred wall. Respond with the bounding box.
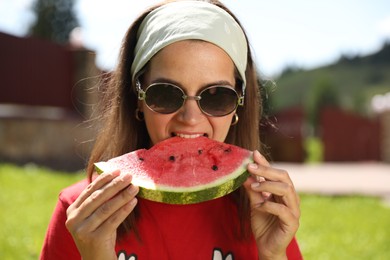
[320,107,381,161]
[380,111,390,163]
[262,107,306,162]
[264,106,387,163]
[0,32,100,171]
[0,116,94,171]
[0,32,74,109]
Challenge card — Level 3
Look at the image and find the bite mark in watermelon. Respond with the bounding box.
[95,137,253,204]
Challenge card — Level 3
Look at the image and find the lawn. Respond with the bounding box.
[297,195,390,259]
[1,163,389,259]
[0,164,84,259]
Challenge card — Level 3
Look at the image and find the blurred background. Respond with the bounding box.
[1,0,390,168]
[0,0,389,259]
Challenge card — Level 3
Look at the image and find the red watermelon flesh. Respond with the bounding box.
[95,136,252,204]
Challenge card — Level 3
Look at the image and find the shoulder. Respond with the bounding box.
[40,179,89,259]
[58,179,90,206]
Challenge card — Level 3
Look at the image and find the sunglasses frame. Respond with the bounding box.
[136,80,244,117]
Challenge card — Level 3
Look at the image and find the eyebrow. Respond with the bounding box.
[150,77,235,88]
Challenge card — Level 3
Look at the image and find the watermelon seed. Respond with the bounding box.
[169,155,175,161]
[224,148,232,153]
[198,149,203,155]
[212,165,218,171]
[139,157,144,161]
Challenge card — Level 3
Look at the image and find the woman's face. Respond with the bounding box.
[140,40,237,145]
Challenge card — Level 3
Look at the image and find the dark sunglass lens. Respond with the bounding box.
[145,84,183,114]
[199,86,238,116]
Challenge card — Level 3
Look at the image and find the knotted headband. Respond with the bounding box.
[131,0,248,92]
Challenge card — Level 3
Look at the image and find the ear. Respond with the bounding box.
[137,101,143,112]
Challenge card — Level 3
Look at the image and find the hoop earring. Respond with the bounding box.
[135,108,144,121]
[231,113,239,126]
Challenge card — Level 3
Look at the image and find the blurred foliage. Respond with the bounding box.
[258,78,277,123]
[29,0,79,44]
[304,137,323,163]
[306,77,341,130]
[269,41,390,117]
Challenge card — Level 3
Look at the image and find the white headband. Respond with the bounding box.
[131,1,248,91]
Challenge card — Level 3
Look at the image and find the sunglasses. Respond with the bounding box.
[136,81,244,117]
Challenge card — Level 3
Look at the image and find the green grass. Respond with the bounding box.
[297,195,390,259]
[0,164,84,259]
[1,164,390,259]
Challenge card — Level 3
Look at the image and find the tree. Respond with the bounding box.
[29,0,79,45]
[306,77,340,134]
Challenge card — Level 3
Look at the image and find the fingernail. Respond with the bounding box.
[249,163,258,169]
[254,150,263,158]
[251,182,260,188]
[127,185,135,194]
[108,170,120,176]
[125,198,138,210]
[128,185,139,195]
[130,198,138,206]
[121,174,131,181]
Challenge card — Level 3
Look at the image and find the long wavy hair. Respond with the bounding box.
[87,0,263,240]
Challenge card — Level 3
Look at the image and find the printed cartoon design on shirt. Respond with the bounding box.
[117,251,137,260]
[116,248,234,260]
[213,248,234,260]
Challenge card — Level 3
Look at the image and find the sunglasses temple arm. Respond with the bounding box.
[136,80,146,100]
[238,96,244,106]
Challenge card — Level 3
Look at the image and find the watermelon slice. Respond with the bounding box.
[95,137,252,204]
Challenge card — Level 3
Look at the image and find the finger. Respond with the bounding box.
[253,150,270,167]
[72,170,121,209]
[98,197,138,235]
[249,150,291,183]
[68,197,139,246]
[247,151,299,210]
[67,174,131,225]
[69,173,133,222]
[249,162,293,185]
[249,166,300,212]
[248,150,280,182]
[243,178,266,207]
[66,173,134,234]
[87,184,139,231]
[255,200,300,231]
[250,181,299,214]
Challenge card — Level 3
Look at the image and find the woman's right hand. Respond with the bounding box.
[65,170,139,260]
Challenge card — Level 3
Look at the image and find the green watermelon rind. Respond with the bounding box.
[94,155,252,205]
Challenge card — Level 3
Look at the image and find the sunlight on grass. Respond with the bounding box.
[0,164,84,259]
[1,164,389,259]
[297,194,390,259]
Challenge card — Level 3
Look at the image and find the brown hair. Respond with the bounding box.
[87,0,262,240]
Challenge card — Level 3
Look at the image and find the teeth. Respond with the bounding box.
[175,133,204,139]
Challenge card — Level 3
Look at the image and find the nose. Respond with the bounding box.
[175,98,205,125]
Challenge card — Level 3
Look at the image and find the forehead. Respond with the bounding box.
[144,40,236,88]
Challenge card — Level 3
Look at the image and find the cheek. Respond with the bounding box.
[210,115,234,142]
[143,107,172,144]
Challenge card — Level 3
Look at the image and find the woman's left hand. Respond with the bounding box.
[243,150,300,259]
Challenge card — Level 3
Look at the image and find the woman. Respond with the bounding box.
[41,1,301,259]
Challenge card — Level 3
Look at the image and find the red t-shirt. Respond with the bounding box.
[41,179,302,259]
